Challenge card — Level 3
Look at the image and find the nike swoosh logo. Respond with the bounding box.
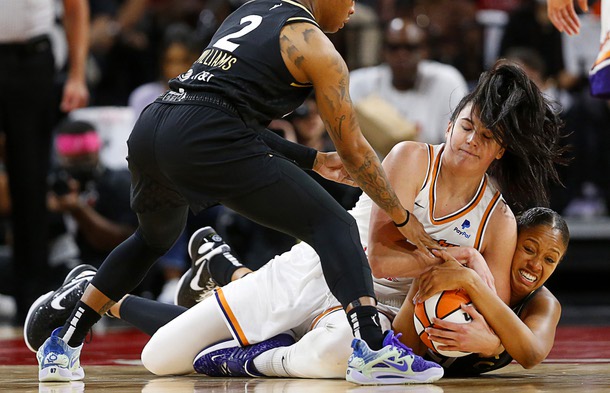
[69,355,79,369]
[190,242,221,290]
[270,4,282,10]
[371,315,380,327]
[190,260,209,291]
[50,274,93,310]
[244,360,258,377]
[190,244,229,291]
[414,202,424,209]
[383,359,410,372]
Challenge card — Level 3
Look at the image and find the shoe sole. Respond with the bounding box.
[62,264,97,285]
[38,365,85,382]
[39,365,72,382]
[187,227,213,260]
[24,291,53,353]
[346,367,443,385]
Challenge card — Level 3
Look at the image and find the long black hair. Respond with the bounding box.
[450,60,569,214]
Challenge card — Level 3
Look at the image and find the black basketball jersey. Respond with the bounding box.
[169,0,317,126]
[425,288,541,376]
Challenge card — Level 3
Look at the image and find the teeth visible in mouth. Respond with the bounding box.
[519,269,536,283]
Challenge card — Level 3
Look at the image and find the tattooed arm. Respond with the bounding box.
[279,22,437,253]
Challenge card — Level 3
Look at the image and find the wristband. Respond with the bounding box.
[393,209,410,227]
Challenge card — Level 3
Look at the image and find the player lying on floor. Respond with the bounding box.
[393,207,568,376]
[107,205,568,380]
[25,61,566,383]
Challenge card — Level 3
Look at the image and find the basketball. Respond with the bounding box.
[413,289,474,358]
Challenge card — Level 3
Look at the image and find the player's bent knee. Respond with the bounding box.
[141,342,168,375]
[141,335,184,375]
[294,322,353,378]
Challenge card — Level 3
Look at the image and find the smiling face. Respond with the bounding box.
[445,104,505,174]
[510,224,567,300]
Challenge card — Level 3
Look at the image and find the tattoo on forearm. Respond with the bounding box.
[348,151,401,214]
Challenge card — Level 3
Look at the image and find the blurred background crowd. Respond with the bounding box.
[0,0,607,326]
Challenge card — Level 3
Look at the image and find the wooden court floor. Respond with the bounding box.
[3,363,610,393]
[1,325,609,392]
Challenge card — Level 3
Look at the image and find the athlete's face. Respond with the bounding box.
[315,0,355,33]
[510,225,566,298]
[445,104,505,173]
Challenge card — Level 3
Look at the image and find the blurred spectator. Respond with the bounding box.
[414,0,486,84]
[128,23,201,117]
[336,2,383,69]
[554,92,610,218]
[499,0,579,89]
[562,11,602,86]
[289,98,335,152]
[47,120,137,268]
[0,0,89,324]
[349,16,468,153]
[88,0,155,105]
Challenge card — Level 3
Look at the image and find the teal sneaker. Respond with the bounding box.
[37,328,84,382]
[346,330,443,385]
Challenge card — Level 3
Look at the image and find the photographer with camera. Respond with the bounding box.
[47,120,137,271]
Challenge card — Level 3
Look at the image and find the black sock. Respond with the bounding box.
[121,295,187,336]
[346,305,384,350]
[208,248,244,286]
[59,301,102,347]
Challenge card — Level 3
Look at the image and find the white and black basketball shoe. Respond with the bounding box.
[174,227,235,308]
[24,264,97,352]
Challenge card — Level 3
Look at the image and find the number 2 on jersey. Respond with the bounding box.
[213,15,263,52]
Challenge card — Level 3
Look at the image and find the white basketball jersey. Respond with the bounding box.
[352,143,504,308]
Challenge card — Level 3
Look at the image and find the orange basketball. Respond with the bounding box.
[413,289,473,358]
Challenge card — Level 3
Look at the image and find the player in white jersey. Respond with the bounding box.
[371,142,505,310]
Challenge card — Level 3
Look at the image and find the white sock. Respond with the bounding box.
[252,346,291,377]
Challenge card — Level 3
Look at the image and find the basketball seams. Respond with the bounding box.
[414,289,474,358]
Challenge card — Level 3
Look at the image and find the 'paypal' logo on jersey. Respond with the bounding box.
[461,220,471,230]
[453,226,471,239]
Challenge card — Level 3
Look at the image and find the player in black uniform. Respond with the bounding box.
[33,0,440,384]
[394,207,569,375]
